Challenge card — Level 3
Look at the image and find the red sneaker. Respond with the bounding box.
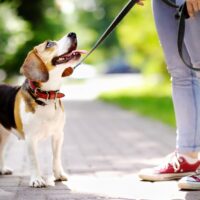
[178,174,200,190]
[138,152,200,181]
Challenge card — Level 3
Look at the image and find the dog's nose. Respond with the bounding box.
[67,32,76,39]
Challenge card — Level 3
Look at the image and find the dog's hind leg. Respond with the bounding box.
[52,131,68,181]
[0,125,12,175]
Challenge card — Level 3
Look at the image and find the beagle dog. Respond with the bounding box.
[0,32,86,187]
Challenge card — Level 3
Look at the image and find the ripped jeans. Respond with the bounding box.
[152,0,200,152]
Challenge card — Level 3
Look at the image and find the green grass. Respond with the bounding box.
[99,80,176,127]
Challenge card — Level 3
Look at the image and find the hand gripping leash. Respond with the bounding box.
[73,0,139,70]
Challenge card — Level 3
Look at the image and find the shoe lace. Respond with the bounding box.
[160,152,181,172]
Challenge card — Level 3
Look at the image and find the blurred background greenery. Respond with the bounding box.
[0,0,175,126]
[0,0,168,78]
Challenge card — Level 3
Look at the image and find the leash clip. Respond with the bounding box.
[34,87,40,97]
[175,4,189,20]
[54,91,59,110]
[46,91,50,102]
[54,91,59,101]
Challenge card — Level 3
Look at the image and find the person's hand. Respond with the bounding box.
[186,0,200,17]
[137,0,145,6]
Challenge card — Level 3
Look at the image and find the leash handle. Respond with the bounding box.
[177,3,200,71]
[162,0,200,71]
[74,0,139,69]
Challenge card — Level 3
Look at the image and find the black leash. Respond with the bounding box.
[74,0,198,72]
[161,0,178,8]
[74,0,139,69]
[162,0,200,71]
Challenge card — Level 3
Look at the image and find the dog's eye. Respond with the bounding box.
[46,41,56,49]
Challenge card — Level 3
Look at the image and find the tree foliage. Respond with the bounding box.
[0,0,166,78]
[57,0,166,75]
[0,0,66,76]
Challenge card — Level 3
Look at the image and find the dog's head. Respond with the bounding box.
[20,32,86,83]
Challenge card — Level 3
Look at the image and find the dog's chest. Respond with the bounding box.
[36,102,60,119]
[21,100,65,138]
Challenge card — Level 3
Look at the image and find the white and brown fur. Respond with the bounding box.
[0,33,82,187]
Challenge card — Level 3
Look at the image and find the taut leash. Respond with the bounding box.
[72,0,199,72]
[73,0,139,70]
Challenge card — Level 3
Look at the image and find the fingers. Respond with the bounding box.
[137,0,145,6]
[186,0,200,17]
[187,1,195,17]
[198,0,200,10]
[193,0,199,12]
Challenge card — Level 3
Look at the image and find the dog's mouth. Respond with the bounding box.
[52,46,87,66]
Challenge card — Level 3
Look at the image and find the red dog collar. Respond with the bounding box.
[28,80,65,100]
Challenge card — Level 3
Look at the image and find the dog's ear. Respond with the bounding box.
[20,51,49,82]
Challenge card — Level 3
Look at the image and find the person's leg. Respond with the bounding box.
[176,0,200,156]
[139,0,200,181]
[176,1,200,190]
[153,0,200,156]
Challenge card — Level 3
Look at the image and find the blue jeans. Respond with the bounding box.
[152,0,200,152]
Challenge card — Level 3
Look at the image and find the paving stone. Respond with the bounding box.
[0,100,198,200]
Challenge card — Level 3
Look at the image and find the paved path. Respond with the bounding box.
[1,100,200,200]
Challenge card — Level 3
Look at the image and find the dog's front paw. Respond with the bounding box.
[54,171,68,182]
[0,167,13,175]
[29,176,46,188]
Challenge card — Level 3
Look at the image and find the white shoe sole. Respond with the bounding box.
[178,181,200,190]
[139,172,195,182]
